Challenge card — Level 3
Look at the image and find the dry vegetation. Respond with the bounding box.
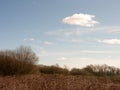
[0,46,120,90]
[0,75,120,90]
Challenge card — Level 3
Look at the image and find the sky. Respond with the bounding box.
[0,0,120,69]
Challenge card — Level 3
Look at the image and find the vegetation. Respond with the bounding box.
[0,46,39,75]
[0,75,120,90]
[0,46,120,77]
[0,46,120,89]
[83,64,120,76]
[39,64,69,75]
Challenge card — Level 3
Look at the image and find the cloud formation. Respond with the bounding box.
[57,57,68,61]
[43,41,54,45]
[24,38,35,41]
[63,13,99,27]
[45,28,86,37]
[98,39,120,45]
[91,26,120,34]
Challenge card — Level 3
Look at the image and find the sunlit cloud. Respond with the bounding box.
[63,13,99,27]
[98,39,120,45]
[57,57,68,61]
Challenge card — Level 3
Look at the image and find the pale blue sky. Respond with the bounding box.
[0,0,120,68]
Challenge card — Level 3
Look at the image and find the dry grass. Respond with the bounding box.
[0,75,120,90]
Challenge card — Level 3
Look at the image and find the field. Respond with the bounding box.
[0,47,120,90]
[0,75,120,90]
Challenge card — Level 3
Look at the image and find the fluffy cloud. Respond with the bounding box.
[98,39,120,45]
[63,13,99,27]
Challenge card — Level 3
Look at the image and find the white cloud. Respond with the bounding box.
[63,13,99,27]
[37,50,120,68]
[90,26,120,33]
[60,39,82,43]
[29,38,35,41]
[57,57,68,61]
[23,38,55,46]
[24,38,35,41]
[45,28,86,37]
[63,58,120,69]
[38,50,116,57]
[43,41,54,45]
[98,39,120,45]
[45,26,120,38]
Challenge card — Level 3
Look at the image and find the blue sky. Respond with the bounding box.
[0,0,120,68]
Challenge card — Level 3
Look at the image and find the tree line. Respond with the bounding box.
[0,46,120,77]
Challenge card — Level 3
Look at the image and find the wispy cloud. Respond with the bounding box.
[59,57,120,69]
[60,39,82,43]
[24,38,35,41]
[43,41,54,45]
[38,50,117,57]
[63,13,99,27]
[57,57,68,61]
[24,38,55,46]
[45,28,86,37]
[91,26,120,33]
[98,39,120,45]
[57,57,89,61]
[45,26,120,37]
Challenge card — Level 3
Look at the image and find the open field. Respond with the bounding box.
[0,46,120,90]
[0,75,120,90]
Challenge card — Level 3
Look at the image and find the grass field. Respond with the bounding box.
[0,75,120,90]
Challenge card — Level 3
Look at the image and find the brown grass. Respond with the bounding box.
[0,75,120,90]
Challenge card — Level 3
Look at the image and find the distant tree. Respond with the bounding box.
[70,68,91,76]
[83,64,120,76]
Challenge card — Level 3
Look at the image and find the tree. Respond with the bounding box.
[0,46,39,75]
[14,46,38,64]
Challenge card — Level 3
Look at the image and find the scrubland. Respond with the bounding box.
[0,46,120,90]
[0,75,120,90]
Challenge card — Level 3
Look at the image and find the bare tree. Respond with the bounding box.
[14,46,39,64]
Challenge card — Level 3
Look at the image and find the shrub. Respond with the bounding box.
[83,64,120,76]
[39,65,69,75]
[70,68,91,76]
[0,46,39,76]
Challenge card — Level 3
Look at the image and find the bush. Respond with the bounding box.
[0,46,39,76]
[70,68,91,76]
[39,65,69,75]
[13,46,38,64]
[83,64,120,76]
